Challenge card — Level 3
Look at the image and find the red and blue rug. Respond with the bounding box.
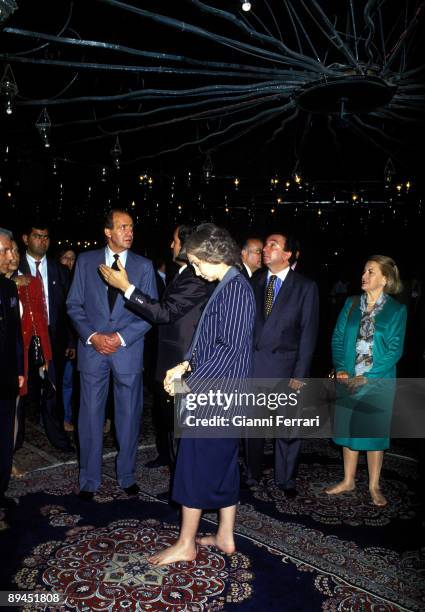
[1,440,424,611]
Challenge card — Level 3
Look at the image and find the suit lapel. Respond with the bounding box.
[260,268,294,331]
[18,255,31,276]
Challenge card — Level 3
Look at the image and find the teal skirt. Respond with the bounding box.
[332,379,394,451]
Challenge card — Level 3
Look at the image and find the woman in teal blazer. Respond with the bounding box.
[326,255,407,507]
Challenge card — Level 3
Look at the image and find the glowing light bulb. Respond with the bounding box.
[241,2,251,12]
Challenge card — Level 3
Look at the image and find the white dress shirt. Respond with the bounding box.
[87,247,128,346]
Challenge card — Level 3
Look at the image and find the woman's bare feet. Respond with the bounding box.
[370,488,387,507]
[325,481,355,495]
[148,541,197,566]
[11,463,24,478]
[196,534,236,554]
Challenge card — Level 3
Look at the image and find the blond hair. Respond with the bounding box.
[367,255,402,295]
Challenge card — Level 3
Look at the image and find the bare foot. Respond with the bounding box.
[325,481,355,495]
[11,464,24,478]
[196,534,236,554]
[370,488,387,507]
[148,541,197,566]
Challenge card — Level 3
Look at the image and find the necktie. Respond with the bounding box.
[108,254,120,312]
[264,275,277,318]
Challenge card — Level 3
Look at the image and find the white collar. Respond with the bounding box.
[267,266,290,282]
[105,246,128,266]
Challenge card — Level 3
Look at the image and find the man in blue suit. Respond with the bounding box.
[67,209,157,500]
[244,233,319,497]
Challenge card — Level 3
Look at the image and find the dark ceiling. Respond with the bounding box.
[1,0,424,181]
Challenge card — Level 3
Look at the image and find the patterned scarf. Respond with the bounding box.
[355,292,388,375]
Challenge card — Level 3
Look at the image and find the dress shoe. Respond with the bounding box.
[145,457,168,469]
[0,495,18,510]
[280,487,297,499]
[77,491,94,502]
[240,477,259,489]
[55,443,75,453]
[124,483,140,496]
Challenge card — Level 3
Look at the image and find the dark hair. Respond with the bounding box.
[175,224,194,263]
[104,209,132,230]
[183,223,240,266]
[269,233,300,266]
[57,248,77,260]
[22,221,49,236]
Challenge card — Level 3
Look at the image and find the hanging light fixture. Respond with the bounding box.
[35,108,52,148]
[0,64,18,116]
[202,153,213,184]
[241,1,252,12]
[110,136,122,170]
[0,1,18,24]
[384,158,395,188]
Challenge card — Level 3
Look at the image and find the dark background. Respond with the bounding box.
[1,0,424,291]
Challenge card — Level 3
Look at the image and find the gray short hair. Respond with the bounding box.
[0,227,13,240]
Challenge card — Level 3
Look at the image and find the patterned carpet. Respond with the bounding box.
[1,411,424,611]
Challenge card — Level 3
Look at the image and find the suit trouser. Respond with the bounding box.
[16,352,70,451]
[78,363,143,492]
[152,381,178,467]
[245,436,301,488]
[0,396,15,498]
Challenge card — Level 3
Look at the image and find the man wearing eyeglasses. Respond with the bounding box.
[19,222,74,452]
[240,238,263,279]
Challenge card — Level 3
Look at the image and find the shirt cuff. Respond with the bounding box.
[87,333,96,345]
[124,285,135,300]
[116,332,126,347]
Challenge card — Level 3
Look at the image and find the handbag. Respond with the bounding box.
[24,282,46,368]
[30,334,45,368]
[325,295,361,402]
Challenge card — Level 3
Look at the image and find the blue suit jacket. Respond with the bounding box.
[67,248,157,374]
[252,268,319,378]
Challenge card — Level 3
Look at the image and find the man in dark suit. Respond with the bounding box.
[244,233,319,496]
[240,237,263,280]
[67,209,157,500]
[0,228,24,511]
[99,224,211,470]
[19,222,73,452]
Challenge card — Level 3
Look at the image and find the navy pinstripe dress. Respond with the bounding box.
[172,269,255,509]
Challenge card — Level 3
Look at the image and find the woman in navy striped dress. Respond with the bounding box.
[149,224,255,566]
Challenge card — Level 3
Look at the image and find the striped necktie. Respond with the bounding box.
[264,275,277,318]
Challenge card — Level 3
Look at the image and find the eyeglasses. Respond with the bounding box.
[247,248,262,255]
[31,233,50,240]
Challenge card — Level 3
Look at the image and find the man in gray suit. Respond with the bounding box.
[67,209,157,500]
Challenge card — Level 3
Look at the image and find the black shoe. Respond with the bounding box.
[145,457,168,469]
[0,496,18,510]
[156,490,171,502]
[282,487,298,499]
[124,483,140,496]
[240,477,259,489]
[55,443,75,453]
[77,491,94,502]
